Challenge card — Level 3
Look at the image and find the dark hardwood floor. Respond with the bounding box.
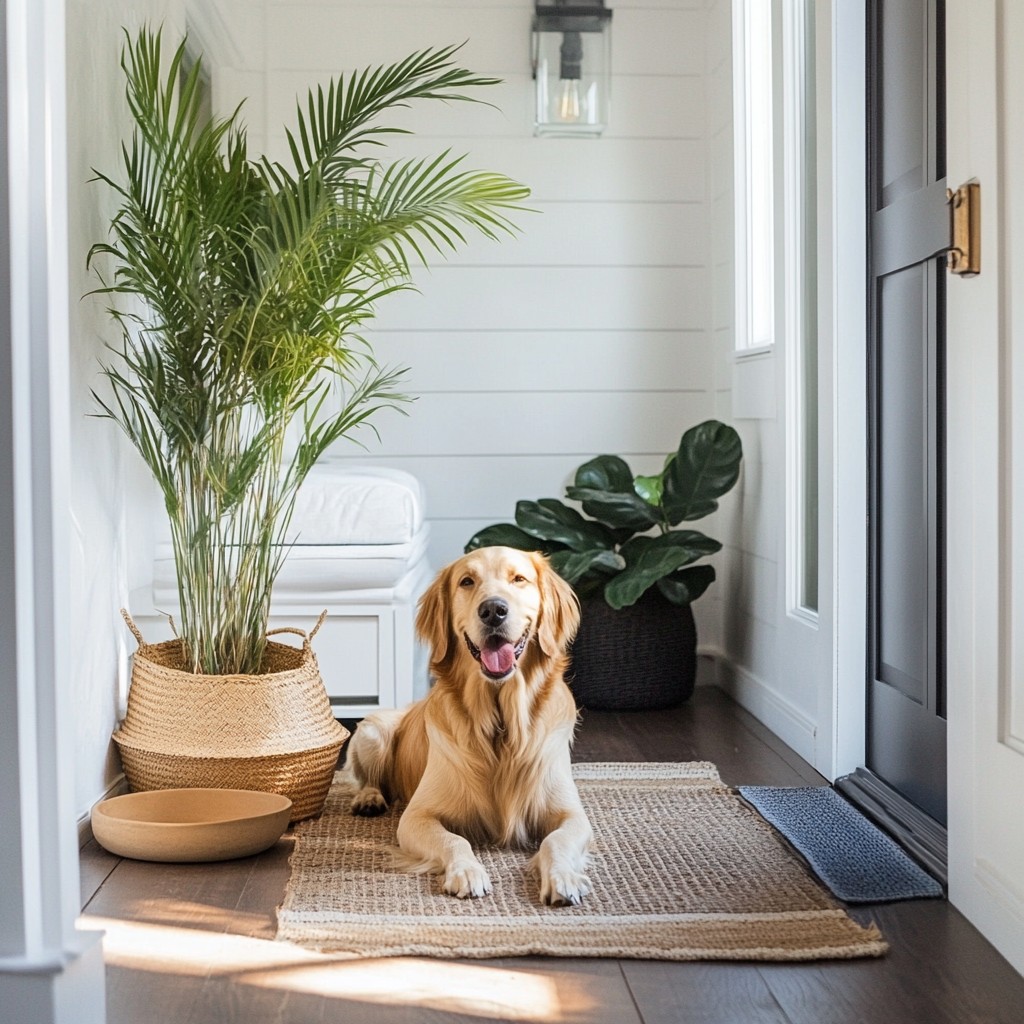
[79,685,1024,1024]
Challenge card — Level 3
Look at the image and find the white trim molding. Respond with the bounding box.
[78,775,128,850]
[705,646,818,764]
[781,0,818,622]
[0,0,106,1018]
[825,0,868,780]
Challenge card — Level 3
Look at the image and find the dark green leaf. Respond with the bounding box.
[573,453,635,492]
[656,564,716,606]
[565,486,661,531]
[465,523,557,553]
[548,548,625,586]
[661,420,743,524]
[604,532,721,609]
[514,498,616,551]
[566,454,660,530]
[619,529,721,562]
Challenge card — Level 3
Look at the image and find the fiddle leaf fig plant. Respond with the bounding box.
[90,27,529,675]
[466,420,742,610]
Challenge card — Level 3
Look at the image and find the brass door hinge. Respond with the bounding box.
[947,182,980,276]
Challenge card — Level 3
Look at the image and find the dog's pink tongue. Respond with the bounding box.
[482,641,515,676]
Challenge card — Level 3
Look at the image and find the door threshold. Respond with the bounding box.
[835,767,948,887]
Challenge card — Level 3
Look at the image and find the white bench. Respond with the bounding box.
[132,464,431,717]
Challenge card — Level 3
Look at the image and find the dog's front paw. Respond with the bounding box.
[351,787,388,817]
[539,867,592,907]
[443,859,492,899]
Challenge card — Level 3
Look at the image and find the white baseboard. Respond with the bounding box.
[702,646,818,764]
[78,774,128,849]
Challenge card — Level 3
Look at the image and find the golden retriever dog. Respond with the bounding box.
[345,545,594,905]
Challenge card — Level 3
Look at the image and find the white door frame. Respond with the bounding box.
[0,0,106,1019]
[820,0,869,781]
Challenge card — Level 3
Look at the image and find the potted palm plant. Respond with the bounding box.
[91,27,529,818]
[467,420,742,710]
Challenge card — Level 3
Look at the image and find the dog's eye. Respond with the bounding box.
[459,575,475,588]
[513,574,528,584]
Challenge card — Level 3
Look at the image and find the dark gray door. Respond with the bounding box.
[865,0,947,826]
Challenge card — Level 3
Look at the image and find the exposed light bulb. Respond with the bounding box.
[557,29,583,122]
[557,78,582,121]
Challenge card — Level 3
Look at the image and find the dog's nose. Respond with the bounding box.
[478,597,509,628]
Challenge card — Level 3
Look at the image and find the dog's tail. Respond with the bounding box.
[346,710,403,816]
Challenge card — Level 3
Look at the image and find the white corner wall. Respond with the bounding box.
[65,0,187,825]
[225,0,722,641]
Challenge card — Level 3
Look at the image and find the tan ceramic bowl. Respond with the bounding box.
[91,788,292,862]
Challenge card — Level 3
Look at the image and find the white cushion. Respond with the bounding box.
[271,526,431,596]
[151,525,431,602]
[286,464,424,545]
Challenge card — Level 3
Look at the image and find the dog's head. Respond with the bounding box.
[416,546,580,684]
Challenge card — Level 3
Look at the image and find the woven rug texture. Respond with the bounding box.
[276,762,886,962]
[739,785,944,903]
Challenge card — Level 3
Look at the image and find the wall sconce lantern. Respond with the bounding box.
[532,0,612,137]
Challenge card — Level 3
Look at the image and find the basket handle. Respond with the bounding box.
[120,608,146,647]
[266,609,328,648]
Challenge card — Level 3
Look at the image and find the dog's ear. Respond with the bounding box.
[416,562,457,673]
[533,552,581,658]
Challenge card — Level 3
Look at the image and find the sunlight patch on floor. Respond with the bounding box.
[105,897,274,935]
[80,914,314,975]
[82,914,586,1022]
[249,958,573,1021]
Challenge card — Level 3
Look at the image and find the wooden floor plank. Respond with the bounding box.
[718,691,830,786]
[188,974,312,1024]
[573,709,647,763]
[83,855,262,934]
[482,958,645,1024]
[620,961,792,1024]
[232,835,298,941]
[577,687,823,787]
[103,966,208,1024]
[79,837,120,907]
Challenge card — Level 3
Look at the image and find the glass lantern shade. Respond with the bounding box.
[532,1,612,137]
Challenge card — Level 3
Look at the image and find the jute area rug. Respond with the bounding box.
[276,762,887,962]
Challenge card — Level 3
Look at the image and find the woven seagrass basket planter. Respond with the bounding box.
[568,589,697,711]
[113,613,348,823]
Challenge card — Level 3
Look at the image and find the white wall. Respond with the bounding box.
[212,0,723,645]
[705,0,740,670]
[65,0,187,824]
[705,0,786,711]
[704,0,827,766]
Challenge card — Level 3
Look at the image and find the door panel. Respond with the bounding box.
[865,0,947,827]
[876,266,927,702]
[880,0,927,204]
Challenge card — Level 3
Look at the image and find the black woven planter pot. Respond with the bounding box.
[567,589,697,711]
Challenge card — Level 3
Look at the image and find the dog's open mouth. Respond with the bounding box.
[464,629,530,679]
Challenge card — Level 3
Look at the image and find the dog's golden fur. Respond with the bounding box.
[346,546,594,904]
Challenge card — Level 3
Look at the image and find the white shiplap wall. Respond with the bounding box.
[66,0,189,822]
[215,0,723,644]
[706,0,781,681]
[705,0,819,765]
